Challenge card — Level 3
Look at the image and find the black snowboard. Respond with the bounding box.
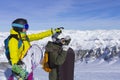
[59,47,75,80]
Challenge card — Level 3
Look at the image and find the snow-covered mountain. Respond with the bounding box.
[1,30,120,61]
[1,30,120,59]
[1,30,120,50]
[0,30,120,80]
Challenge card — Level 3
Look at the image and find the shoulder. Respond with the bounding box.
[45,41,62,51]
[9,37,18,45]
[46,41,62,48]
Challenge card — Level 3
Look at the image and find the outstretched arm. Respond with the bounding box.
[28,29,53,41]
[28,27,62,42]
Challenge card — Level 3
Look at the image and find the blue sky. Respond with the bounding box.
[0,0,120,31]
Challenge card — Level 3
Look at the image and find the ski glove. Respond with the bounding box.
[62,45,69,51]
[12,64,28,79]
[17,60,24,65]
[52,27,64,34]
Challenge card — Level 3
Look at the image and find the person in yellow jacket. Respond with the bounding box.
[8,18,61,80]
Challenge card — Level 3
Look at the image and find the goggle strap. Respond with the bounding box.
[12,23,24,28]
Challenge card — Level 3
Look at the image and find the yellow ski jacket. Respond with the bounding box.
[9,29,53,65]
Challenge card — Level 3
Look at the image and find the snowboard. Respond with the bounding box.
[5,44,43,80]
[22,44,43,74]
[59,47,75,80]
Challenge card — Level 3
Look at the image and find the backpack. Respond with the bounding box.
[42,41,60,72]
[4,34,22,64]
[42,52,52,72]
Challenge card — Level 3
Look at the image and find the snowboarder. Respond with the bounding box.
[42,32,71,80]
[6,18,62,80]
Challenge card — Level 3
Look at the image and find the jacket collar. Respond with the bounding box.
[10,29,27,40]
[10,29,18,35]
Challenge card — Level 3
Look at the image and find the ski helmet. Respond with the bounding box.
[64,36,71,45]
[12,18,29,32]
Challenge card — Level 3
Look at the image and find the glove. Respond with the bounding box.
[52,27,64,34]
[19,69,28,79]
[17,60,24,65]
[17,60,26,71]
[62,45,69,51]
[55,28,62,33]
[12,64,28,79]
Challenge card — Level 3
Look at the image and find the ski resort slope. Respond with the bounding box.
[0,61,120,80]
[74,60,120,80]
[33,60,120,80]
[0,30,120,80]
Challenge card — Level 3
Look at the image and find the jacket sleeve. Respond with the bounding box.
[54,50,67,65]
[9,38,19,65]
[28,29,53,41]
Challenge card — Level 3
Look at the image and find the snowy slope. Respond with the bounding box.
[0,30,120,80]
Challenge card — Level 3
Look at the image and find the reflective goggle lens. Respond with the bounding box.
[24,24,29,30]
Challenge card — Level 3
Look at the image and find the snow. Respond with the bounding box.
[74,60,120,80]
[0,30,120,80]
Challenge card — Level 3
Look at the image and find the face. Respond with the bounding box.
[22,28,27,32]
[22,24,29,32]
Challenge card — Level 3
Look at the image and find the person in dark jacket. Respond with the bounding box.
[45,34,71,80]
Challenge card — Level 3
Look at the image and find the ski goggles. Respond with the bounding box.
[12,23,29,30]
